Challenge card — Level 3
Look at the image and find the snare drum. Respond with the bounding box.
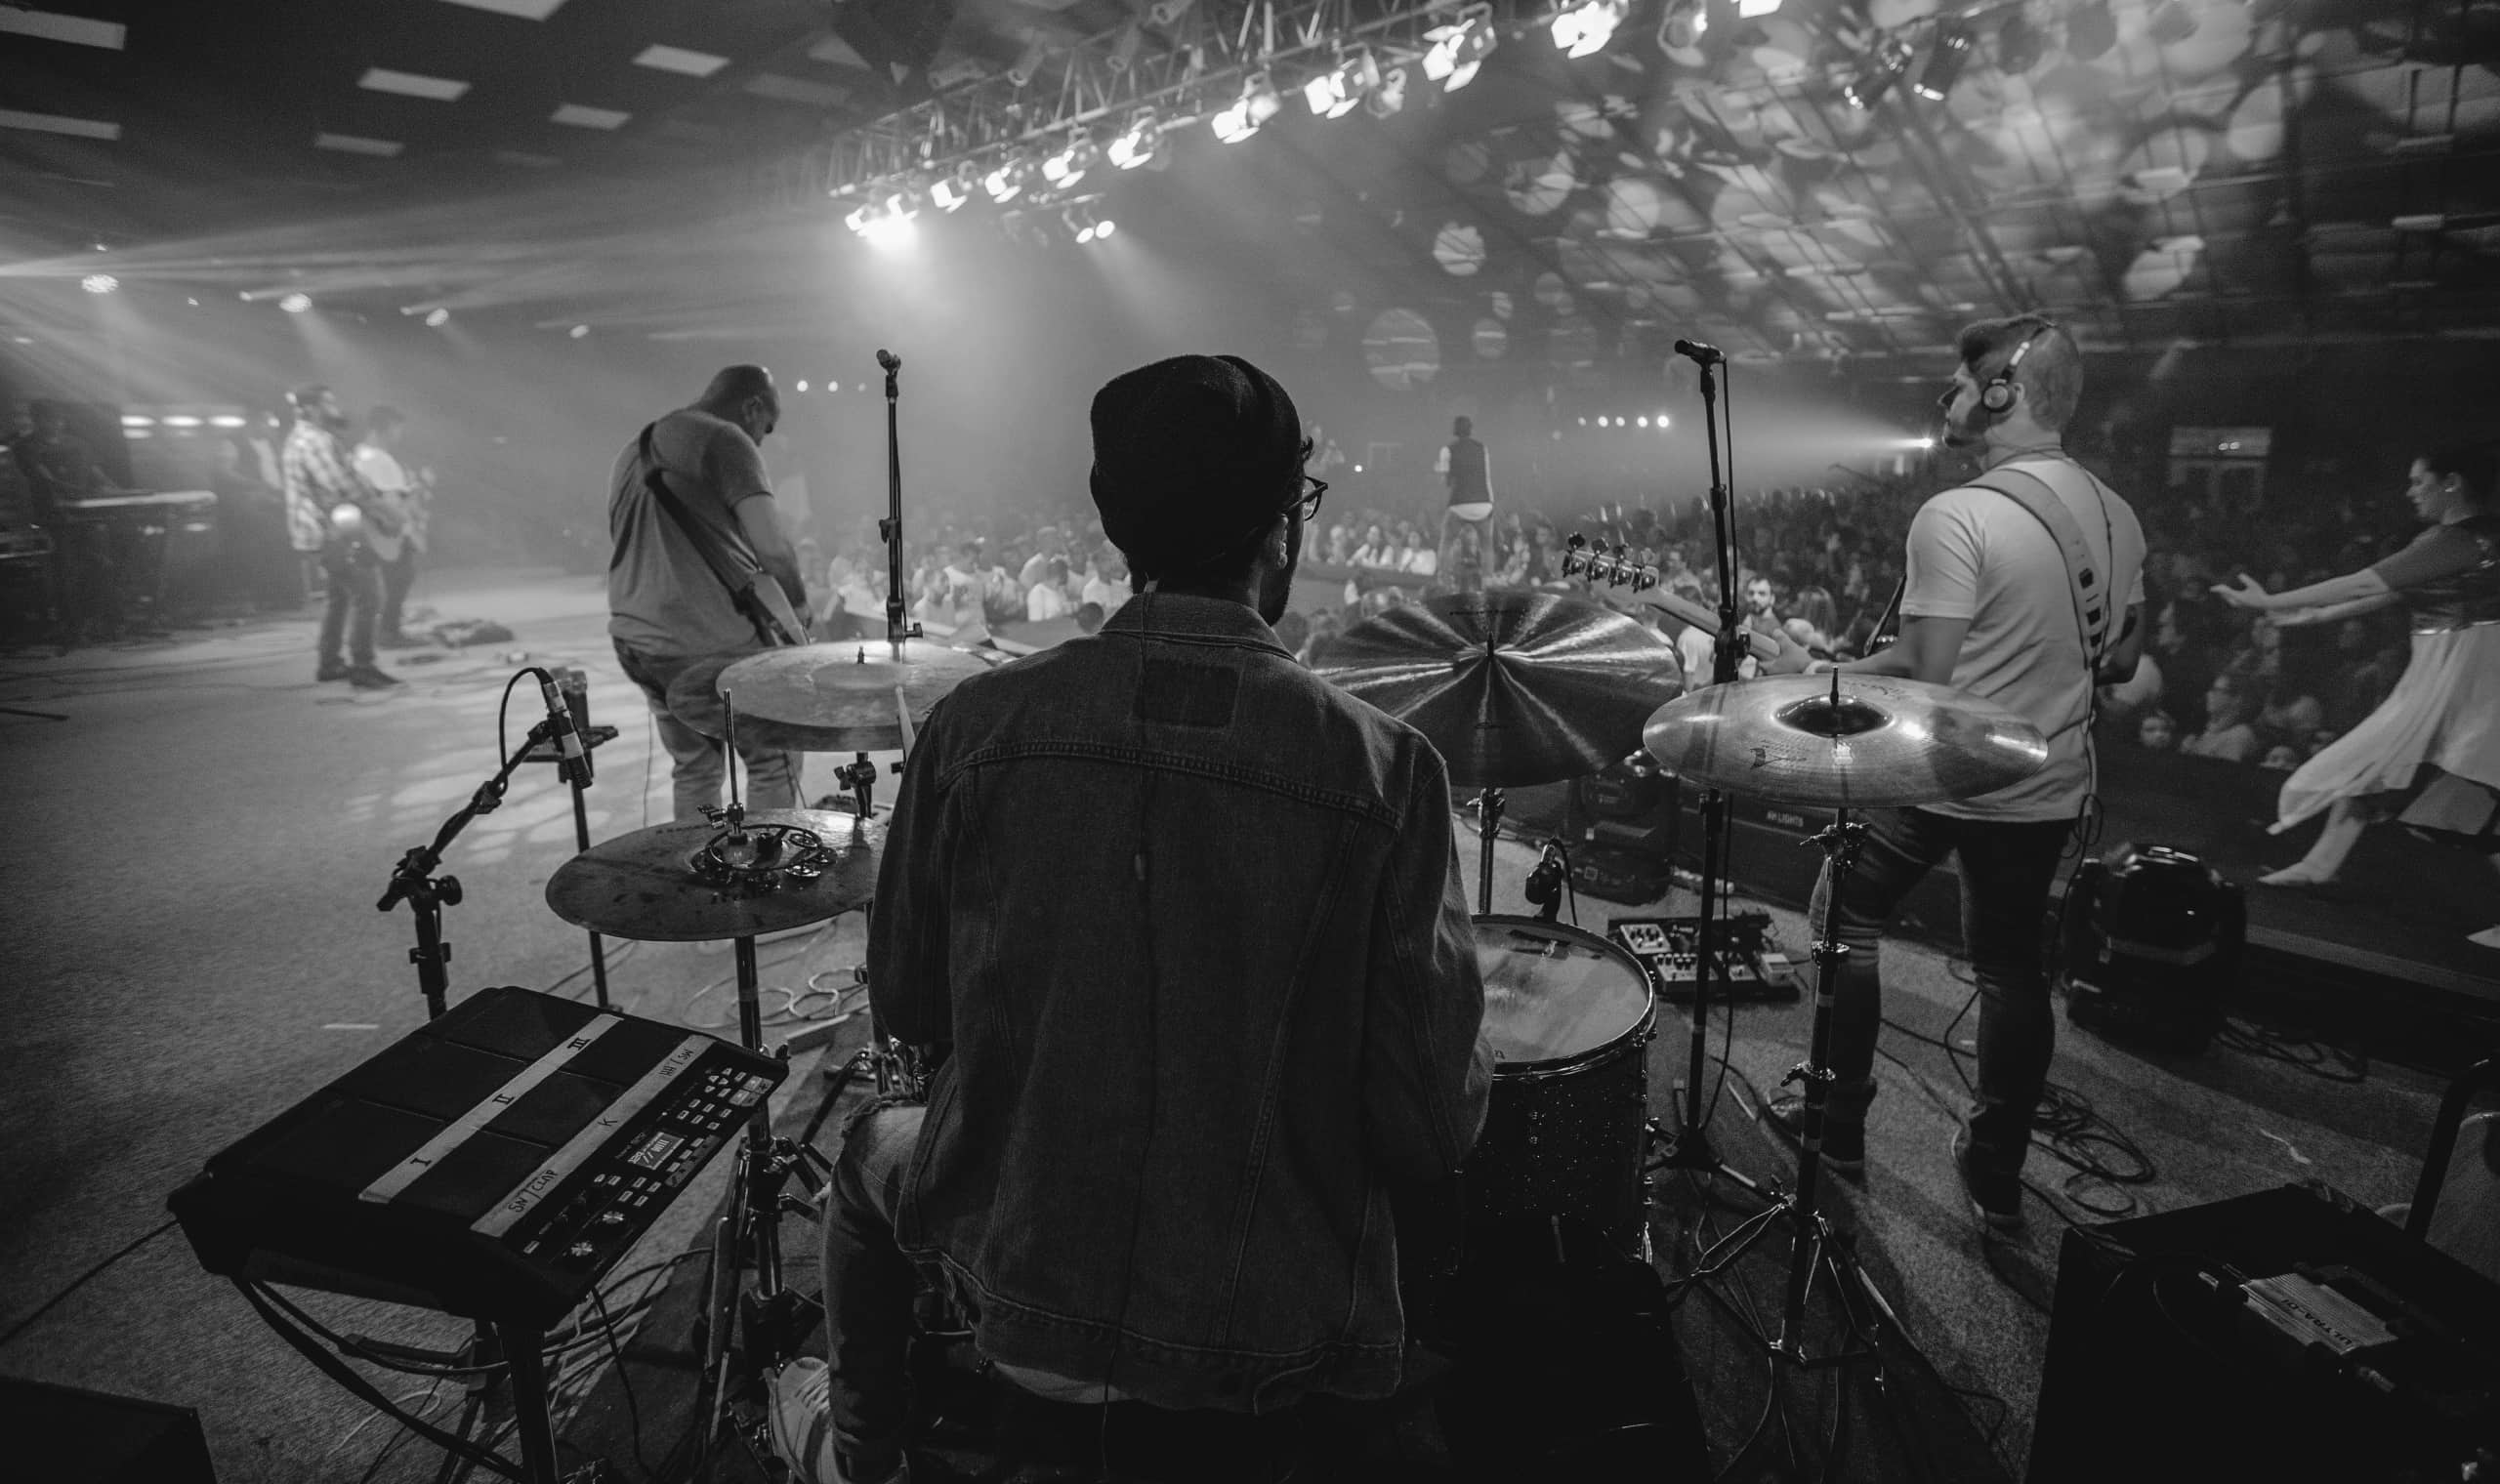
[1466,916,1657,1257]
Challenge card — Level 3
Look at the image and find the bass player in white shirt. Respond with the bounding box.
[353,405,433,648]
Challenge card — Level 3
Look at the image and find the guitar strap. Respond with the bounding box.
[624,423,782,645]
[1867,456,2119,674]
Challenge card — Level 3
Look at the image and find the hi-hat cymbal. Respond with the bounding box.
[1317,591,1683,788]
[546,809,883,941]
[685,641,998,754]
[1640,674,2048,809]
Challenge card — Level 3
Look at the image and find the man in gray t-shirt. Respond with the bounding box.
[609,364,812,821]
[1762,315,2146,1233]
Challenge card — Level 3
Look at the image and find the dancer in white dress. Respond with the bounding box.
[2212,442,2500,948]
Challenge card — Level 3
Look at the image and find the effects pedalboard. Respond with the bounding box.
[1608,912,1803,1004]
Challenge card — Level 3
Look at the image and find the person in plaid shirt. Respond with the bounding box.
[281,383,399,687]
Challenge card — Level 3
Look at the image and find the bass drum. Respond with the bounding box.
[1466,915,1657,1258]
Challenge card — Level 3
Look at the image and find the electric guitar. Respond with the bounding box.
[1561,534,1787,668]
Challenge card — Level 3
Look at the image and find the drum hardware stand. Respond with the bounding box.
[876,347,922,655]
[1466,787,1508,917]
[370,706,596,1484]
[690,704,836,1475]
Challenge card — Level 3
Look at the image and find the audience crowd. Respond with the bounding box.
[800,453,2426,782]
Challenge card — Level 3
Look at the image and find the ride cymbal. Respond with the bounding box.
[1317,591,1683,788]
[546,809,883,941]
[705,641,999,754]
[1640,674,2048,809]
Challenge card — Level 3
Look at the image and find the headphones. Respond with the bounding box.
[1977,318,2059,416]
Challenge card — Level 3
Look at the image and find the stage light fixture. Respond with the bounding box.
[1914,22,1973,101]
[1040,136,1093,188]
[1305,51,1379,120]
[1366,65,1408,118]
[932,163,978,211]
[1107,21,1143,72]
[1658,0,1707,52]
[1211,72,1281,143]
[279,292,312,313]
[210,415,246,429]
[1636,416,1649,428]
[1107,110,1159,169]
[2147,0,2198,44]
[1007,35,1049,88]
[796,380,809,392]
[1552,0,1628,60]
[1736,0,1781,16]
[983,156,1028,203]
[1844,37,1913,109]
[1422,6,1496,91]
[81,272,117,294]
[1997,13,2044,73]
[568,323,589,338]
[1065,207,1097,244]
[424,308,450,327]
[2067,1,2116,60]
[862,197,919,249]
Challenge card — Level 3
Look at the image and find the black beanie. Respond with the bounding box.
[1089,353,1303,576]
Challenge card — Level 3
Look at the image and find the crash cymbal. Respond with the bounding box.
[666,654,864,755]
[1317,591,1683,788]
[546,809,883,942]
[705,641,999,753]
[1640,674,2048,809]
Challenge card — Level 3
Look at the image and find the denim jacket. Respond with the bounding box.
[867,592,1490,1413]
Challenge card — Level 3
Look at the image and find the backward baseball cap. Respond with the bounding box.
[1088,353,1302,575]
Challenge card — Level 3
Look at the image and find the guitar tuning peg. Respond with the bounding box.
[1565,533,1588,553]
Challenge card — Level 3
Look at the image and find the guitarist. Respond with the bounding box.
[282,383,401,688]
[1760,315,2146,1233]
[353,404,432,647]
[608,364,812,822]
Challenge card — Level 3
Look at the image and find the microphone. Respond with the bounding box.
[875,349,900,371]
[536,669,592,787]
[1673,338,1723,364]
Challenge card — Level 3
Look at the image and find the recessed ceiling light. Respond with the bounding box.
[315,132,405,157]
[0,9,126,50]
[550,103,629,130]
[433,0,566,19]
[635,45,729,77]
[0,107,119,140]
[359,68,471,102]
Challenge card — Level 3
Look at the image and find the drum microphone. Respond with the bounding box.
[536,669,593,787]
[1524,842,1569,923]
[1673,338,1724,365]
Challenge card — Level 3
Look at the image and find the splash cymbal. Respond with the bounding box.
[545,809,883,941]
[1640,674,2048,809]
[1317,591,1683,788]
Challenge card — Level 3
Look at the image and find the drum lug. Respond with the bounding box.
[1781,1061,1830,1090]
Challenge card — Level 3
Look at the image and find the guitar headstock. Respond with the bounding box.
[1562,532,1662,593]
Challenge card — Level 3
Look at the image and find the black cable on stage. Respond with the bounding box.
[0,1216,178,1350]
[236,1280,524,1482]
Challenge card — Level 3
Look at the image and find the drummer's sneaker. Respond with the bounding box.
[1949,1125,2026,1235]
[1765,1095,1864,1178]
[768,1357,908,1484]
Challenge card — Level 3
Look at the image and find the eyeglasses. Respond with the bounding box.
[1289,474,1328,522]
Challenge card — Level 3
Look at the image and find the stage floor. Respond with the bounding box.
[0,565,2467,1481]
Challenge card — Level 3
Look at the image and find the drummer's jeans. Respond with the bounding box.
[612,641,800,823]
[819,1101,923,1477]
[1809,806,2073,1181]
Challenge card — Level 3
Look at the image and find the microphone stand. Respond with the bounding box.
[372,712,580,1484]
[1650,350,1762,1188]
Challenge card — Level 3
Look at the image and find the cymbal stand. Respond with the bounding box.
[1467,787,1506,917]
[691,699,833,1475]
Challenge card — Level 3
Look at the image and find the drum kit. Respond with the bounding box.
[1317,584,2049,1389]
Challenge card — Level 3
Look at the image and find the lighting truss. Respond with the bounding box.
[766,2,1542,217]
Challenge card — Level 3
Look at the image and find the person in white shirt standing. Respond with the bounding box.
[353,405,430,647]
[1765,314,2147,1233]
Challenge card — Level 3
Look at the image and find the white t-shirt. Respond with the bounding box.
[1026,582,1071,622]
[1900,454,2146,822]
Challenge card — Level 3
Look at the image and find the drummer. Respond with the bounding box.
[771,354,1490,1484]
[1764,315,2146,1233]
